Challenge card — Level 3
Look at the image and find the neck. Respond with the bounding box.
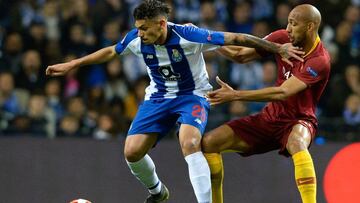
[156,26,168,45]
[303,32,319,56]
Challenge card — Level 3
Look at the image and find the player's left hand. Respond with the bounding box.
[183,22,197,27]
[206,76,236,105]
[278,43,305,66]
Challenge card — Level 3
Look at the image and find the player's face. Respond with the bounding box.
[135,19,165,44]
[286,11,307,46]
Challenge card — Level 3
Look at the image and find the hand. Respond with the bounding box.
[183,22,197,27]
[278,43,304,66]
[206,76,236,106]
[46,61,77,76]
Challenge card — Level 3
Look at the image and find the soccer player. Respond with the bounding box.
[203,4,329,203]
[46,1,303,202]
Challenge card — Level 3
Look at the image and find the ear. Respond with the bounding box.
[159,18,167,29]
[308,22,315,31]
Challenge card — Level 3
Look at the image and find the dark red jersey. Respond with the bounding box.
[258,29,331,128]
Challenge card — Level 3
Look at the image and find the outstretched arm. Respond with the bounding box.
[46,45,117,76]
[206,76,307,105]
[216,46,260,64]
[223,32,304,66]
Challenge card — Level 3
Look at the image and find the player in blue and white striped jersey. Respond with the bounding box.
[46,1,303,202]
[115,22,219,100]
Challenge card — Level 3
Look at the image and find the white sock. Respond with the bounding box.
[185,151,212,203]
[126,154,162,194]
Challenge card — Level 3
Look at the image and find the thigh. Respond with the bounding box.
[202,124,251,153]
[286,121,314,155]
[219,114,280,156]
[173,95,210,135]
[128,99,178,136]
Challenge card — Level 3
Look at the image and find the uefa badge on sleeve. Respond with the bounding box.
[207,31,212,41]
[306,66,318,77]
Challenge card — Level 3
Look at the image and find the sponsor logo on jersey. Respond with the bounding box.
[306,67,318,77]
[158,66,181,81]
[171,49,182,62]
[146,54,154,59]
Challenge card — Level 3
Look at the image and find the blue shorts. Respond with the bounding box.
[127,95,210,139]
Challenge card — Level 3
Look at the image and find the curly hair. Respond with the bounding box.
[133,0,171,20]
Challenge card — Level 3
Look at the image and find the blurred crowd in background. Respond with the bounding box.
[0,0,359,141]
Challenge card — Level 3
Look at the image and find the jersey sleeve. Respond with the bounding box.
[256,29,289,57]
[115,29,138,55]
[172,24,225,52]
[293,56,330,86]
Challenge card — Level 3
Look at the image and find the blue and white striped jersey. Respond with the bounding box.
[115,23,225,100]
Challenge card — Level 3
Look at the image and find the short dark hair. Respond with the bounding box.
[133,0,171,20]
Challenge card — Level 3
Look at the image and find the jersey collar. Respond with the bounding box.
[303,35,320,58]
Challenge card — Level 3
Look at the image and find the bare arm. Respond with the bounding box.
[234,76,307,101]
[223,33,304,65]
[207,76,307,105]
[223,33,280,54]
[46,45,117,76]
[74,45,117,66]
[216,46,261,64]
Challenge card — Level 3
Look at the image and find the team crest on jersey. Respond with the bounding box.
[306,67,318,77]
[171,49,182,62]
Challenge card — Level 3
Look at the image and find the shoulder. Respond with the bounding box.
[264,29,289,44]
[170,23,207,38]
[115,29,139,54]
[305,43,331,71]
[170,22,198,32]
[304,55,331,78]
[121,29,139,44]
[169,22,224,45]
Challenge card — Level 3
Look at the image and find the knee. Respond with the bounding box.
[201,132,218,153]
[181,137,201,155]
[124,145,145,162]
[286,134,308,155]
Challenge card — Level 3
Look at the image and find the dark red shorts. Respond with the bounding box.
[227,113,316,157]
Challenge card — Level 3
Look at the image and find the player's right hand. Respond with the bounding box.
[206,76,236,106]
[278,43,304,66]
[46,61,77,76]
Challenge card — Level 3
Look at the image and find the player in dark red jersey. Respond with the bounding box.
[202,4,330,203]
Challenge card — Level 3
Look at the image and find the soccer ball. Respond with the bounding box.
[69,199,92,203]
